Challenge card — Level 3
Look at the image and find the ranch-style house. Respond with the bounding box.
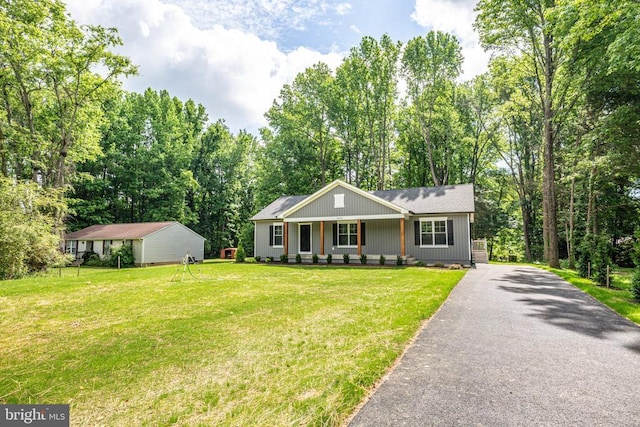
[251,180,477,265]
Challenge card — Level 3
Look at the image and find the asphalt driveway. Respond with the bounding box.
[349,264,640,426]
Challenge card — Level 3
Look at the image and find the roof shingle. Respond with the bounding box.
[65,222,177,240]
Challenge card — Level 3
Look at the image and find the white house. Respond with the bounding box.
[64,222,205,266]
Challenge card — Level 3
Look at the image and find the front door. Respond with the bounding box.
[299,223,312,254]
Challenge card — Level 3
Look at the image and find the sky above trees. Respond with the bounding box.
[63,0,489,133]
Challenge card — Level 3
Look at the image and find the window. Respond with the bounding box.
[334,193,345,208]
[420,219,448,247]
[271,223,283,248]
[338,222,358,247]
[65,240,77,254]
[103,240,112,256]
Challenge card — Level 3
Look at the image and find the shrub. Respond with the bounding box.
[245,257,257,263]
[265,257,272,264]
[82,250,98,263]
[84,253,105,267]
[396,256,403,266]
[109,244,135,267]
[280,254,288,263]
[312,254,319,264]
[255,256,261,262]
[295,254,302,264]
[632,266,640,302]
[379,255,386,265]
[434,262,445,268]
[343,253,350,264]
[577,234,595,278]
[235,242,246,263]
[415,260,425,267]
[360,254,367,264]
[591,235,612,286]
[326,254,332,264]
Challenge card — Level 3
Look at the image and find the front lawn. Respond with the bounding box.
[0,262,464,426]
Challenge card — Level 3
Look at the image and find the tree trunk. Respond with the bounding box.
[542,30,560,268]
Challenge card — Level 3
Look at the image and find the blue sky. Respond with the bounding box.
[64,0,487,133]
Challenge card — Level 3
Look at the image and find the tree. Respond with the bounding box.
[0,0,135,188]
[400,31,463,187]
[331,35,400,190]
[476,0,582,267]
[0,178,69,279]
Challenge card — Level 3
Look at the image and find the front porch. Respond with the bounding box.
[280,217,408,260]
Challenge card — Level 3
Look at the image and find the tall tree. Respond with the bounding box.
[0,0,135,188]
[331,35,400,190]
[476,0,581,267]
[400,31,463,187]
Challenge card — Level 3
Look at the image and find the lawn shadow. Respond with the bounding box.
[496,268,640,355]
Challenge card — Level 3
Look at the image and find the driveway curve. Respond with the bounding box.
[349,264,640,426]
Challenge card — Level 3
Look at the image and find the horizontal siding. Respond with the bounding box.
[142,224,205,264]
[288,185,399,219]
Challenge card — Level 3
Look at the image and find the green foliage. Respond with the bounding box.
[326,254,332,264]
[379,255,386,265]
[631,267,640,302]
[312,254,319,264]
[245,257,257,264]
[360,254,367,264]
[280,254,288,263]
[396,256,403,266]
[0,179,70,279]
[0,0,136,188]
[255,256,261,262]
[108,244,135,268]
[264,257,271,264]
[415,260,426,267]
[343,253,350,264]
[235,243,246,263]
[577,234,612,285]
[295,254,302,264]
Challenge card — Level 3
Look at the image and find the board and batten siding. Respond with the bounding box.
[141,223,205,265]
[286,185,399,219]
[254,221,285,259]
[406,214,471,264]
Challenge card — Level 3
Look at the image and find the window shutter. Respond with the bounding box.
[332,223,337,246]
[447,219,454,246]
[414,220,420,246]
[269,225,273,246]
[361,222,366,246]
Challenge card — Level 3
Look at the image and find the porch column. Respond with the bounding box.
[320,221,325,255]
[400,218,406,256]
[284,221,288,256]
[357,219,362,256]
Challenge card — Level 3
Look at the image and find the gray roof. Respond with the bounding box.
[371,184,475,214]
[251,183,474,220]
[251,195,309,221]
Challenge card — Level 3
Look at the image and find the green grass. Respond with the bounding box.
[532,265,640,326]
[0,262,464,426]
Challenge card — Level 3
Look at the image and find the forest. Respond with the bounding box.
[1,0,639,279]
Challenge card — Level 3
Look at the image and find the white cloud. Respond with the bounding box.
[64,0,343,132]
[335,2,352,15]
[411,0,489,80]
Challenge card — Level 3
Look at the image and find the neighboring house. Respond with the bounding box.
[251,180,476,265]
[64,222,205,266]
